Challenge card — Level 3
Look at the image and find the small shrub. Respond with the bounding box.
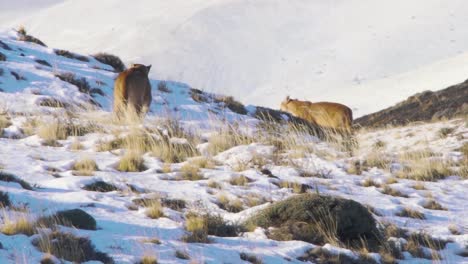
[32,231,114,263]
[0,191,11,207]
[362,152,392,171]
[0,51,5,61]
[404,234,444,260]
[70,139,84,151]
[83,181,118,192]
[183,215,209,243]
[245,193,268,208]
[10,71,27,81]
[422,199,446,210]
[0,171,33,190]
[152,140,199,163]
[37,119,94,141]
[240,252,263,264]
[140,237,161,244]
[412,182,426,190]
[175,250,190,260]
[207,180,222,189]
[361,178,381,188]
[437,127,454,138]
[157,81,171,93]
[35,59,52,67]
[397,151,453,181]
[92,53,125,72]
[54,72,91,94]
[179,163,204,181]
[204,214,244,237]
[0,115,12,134]
[217,194,244,213]
[396,207,425,219]
[372,140,386,149]
[229,175,251,186]
[37,97,69,108]
[42,139,62,147]
[136,256,158,264]
[214,95,247,115]
[117,152,147,172]
[276,181,310,194]
[380,185,408,198]
[1,213,35,236]
[96,137,124,152]
[54,49,89,62]
[16,26,46,46]
[161,198,186,211]
[145,200,164,219]
[207,125,254,155]
[72,158,98,176]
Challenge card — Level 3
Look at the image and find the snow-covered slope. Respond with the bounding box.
[5,0,468,116]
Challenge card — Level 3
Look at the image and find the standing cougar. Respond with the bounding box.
[280,96,353,134]
[113,64,152,117]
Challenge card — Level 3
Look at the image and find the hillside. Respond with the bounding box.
[1,30,468,263]
[6,0,468,117]
[355,80,468,127]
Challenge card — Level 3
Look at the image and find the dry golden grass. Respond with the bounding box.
[278,181,308,194]
[183,214,209,243]
[20,117,39,136]
[412,182,426,190]
[229,175,251,186]
[0,212,36,236]
[362,151,392,171]
[144,200,164,219]
[422,199,447,211]
[396,207,425,219]
[245,193,268,208]
[217,193,244,213]
[189,157,216,169]
[361,178,381,188]
[137,255,158,264]
[160,163,172,173]
[70,138,84,151]
[380,185,408,198]
[396,150,453,181]
[72,158,98,176]
[207,180,222,189]
[0,114,11,134]
[95,137,124,152]
[116,151,147,172]
[178,163,204,181]
[206,123,254,155]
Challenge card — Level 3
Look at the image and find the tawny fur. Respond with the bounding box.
[280,96,353,133]
[113,64,152,117]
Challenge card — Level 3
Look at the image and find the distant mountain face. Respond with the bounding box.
[6,0,468,117]
[355,81,468,127]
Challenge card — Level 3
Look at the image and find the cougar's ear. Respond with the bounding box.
[147,65,152,72]
[285,95,291,102]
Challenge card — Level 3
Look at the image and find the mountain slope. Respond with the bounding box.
[0,29,467,264]
[6,0,468,117]
[355,80,468,127]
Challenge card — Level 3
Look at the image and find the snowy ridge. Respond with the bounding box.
[0,29,468,263]
[6,0,468,116]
